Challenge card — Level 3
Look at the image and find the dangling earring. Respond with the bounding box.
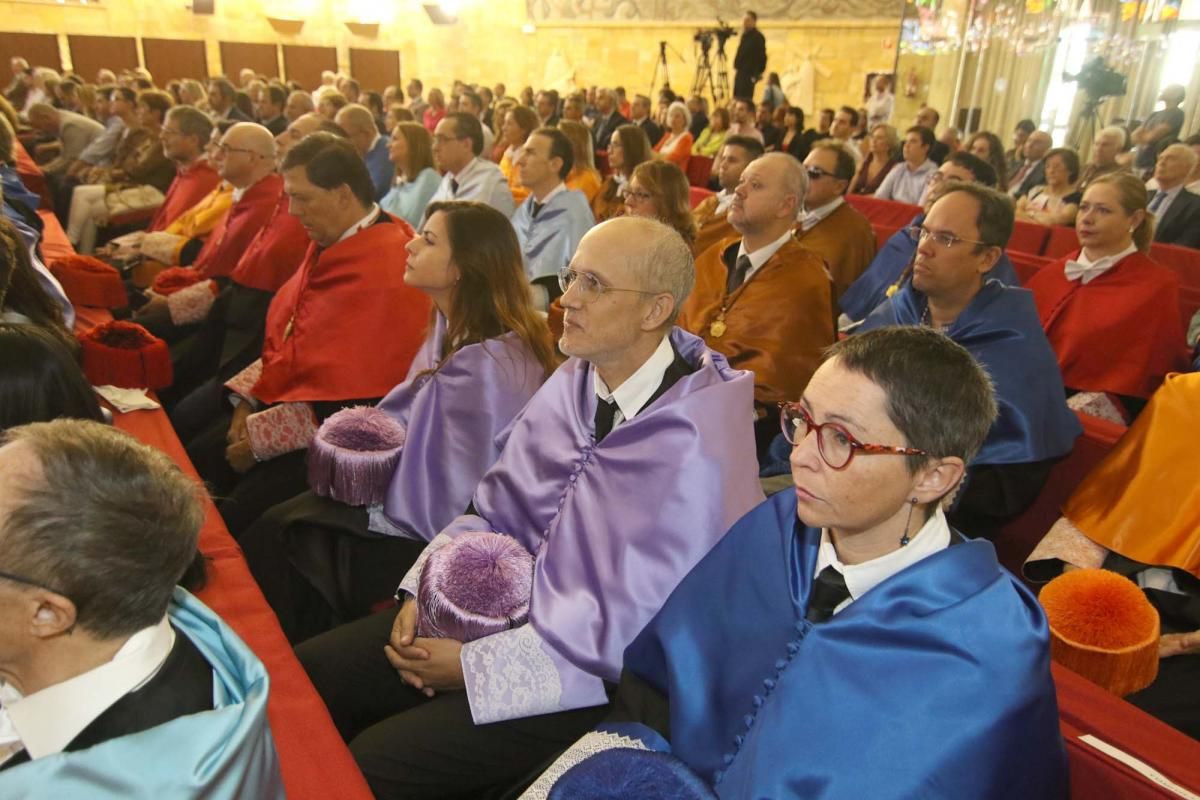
[900,497,918,546]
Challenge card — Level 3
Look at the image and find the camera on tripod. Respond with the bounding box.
[1063,57,1128,102]
[694,21,737,55]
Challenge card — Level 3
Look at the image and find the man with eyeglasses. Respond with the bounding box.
[510,127,593,308]
[294,216,763,799]
[691,135,764,256]
[796,140,876,303]
[526,326,1067,800]
[134,123,282,347]
[851,183,1079,539]
[425,112,514,219]
[0,419,283,796]
[839,150,1020,327]
[679,152,835,456]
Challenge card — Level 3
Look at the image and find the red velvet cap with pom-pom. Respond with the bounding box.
[78,320,173,390]
[49,255,127,309]
[1039,568,1159,696]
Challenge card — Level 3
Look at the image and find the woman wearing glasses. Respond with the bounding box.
[592,124,653,223]
[240,201,558,643]
[533,326,1067,800]
[622,160,697,245]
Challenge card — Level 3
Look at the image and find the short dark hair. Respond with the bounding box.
[785,106,805,130]
[460,90,483,114]
[937,181,1015,251]
[829,326,997,472]
[810,140,857,185]
[945,150,998,187]
[113,87,136,104]
[906,125,935,151]
[1045,147,1081,183]
[447,111,484,155]
[409,78,423,92]
[1015,119,1036,134]
[533,126,574,179]
[734,97,755,113]
[0,420,204,637]
[282,132,374,207]
[746,10,758,20]
[723,134,766,160]
[137,89,173,121]
[208,77,236,102]
[265,84,287,108]
[839,106,860,127]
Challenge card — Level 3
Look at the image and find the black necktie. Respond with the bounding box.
[594,398,618,443]
[805,565,851,624]
[727,254,752,294]
[450,178,459,196]
[532,200,545,219]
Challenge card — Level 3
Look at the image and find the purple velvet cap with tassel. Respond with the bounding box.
[417,532,535,643]
[307,406,406,507]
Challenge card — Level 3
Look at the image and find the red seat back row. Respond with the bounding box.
[686,155,714,188]
[844,193,922,227]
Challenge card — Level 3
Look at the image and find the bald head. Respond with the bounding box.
[729,152,807,240]
[276,111,326,165]
[218,122,276,186]
[26,104,59,134]
[604,215,695,317]
[335,103,380,156]
[1023,131,1052,161]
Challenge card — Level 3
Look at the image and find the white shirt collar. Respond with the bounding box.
[737,228,795,281]
[0,616,175,763]
[592,334,675,426]
[1064,242,1138,284]
[715,188,735,214]
[230,173,267,204]
[815,505,952,616]
[800,196,844,231]
[533,182,567,207]
[336,203,381,244]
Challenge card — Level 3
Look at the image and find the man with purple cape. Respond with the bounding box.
[296,217,765,799]
[525,327,1068,800]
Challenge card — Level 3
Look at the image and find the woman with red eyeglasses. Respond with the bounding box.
[532,325,1067,800]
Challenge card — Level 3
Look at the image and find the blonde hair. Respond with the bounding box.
[557,119,595,169]
[1089,172,1155,253]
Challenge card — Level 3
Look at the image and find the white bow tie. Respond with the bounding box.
[1063,258,1114,285]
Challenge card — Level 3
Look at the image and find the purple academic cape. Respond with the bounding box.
[373,313,547,541]
[399,327,764,724]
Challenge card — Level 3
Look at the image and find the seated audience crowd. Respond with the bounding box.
[2,56,1199,799]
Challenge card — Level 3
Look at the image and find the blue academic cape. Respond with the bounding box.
[365,135,394,201]
[620,490,1069,799]
[0,588,284,798]
[839,212,1020,323]
[510,188,594,282]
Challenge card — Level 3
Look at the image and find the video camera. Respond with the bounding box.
[1064,57,1128,101]
[694,20,737,54]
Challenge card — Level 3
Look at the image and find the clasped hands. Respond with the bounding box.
[224,402,257,474]
[385,597,465,696]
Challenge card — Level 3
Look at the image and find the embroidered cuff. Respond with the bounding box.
[461,624,564,725]
[224,359,263,406]
[244,402,318,462]
[1025,516,1109,579]
[395,532,453,600]
[140,231,187,265]
[1066,392,1128,427]
[518,729,656,800]
[166,279,217,325]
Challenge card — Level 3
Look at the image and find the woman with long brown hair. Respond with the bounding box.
[623,159,697,244]
[380,121,440,228]
[0,217,71,347]
[240,200,558,643]
[558,119,603,205]
[592,123,653,222]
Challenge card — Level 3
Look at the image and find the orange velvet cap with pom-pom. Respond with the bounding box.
[1040,568,1159,697]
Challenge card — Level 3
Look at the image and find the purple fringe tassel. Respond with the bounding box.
[307,406,406,506]
[417,532,534,643]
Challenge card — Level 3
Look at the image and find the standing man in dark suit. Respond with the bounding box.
[591,88,628,154]
[1150,143,1200,249]
[733,11,767,102]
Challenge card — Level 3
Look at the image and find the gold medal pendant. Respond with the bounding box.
[709,319,727,338]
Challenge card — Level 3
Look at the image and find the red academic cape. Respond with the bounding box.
[1027,250,1188,399]
[194,174,284,280]
[148,159,221,232]
[228,184,310,292]
[251,213,431,405]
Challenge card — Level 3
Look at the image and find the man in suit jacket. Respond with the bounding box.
[630,94,662,147]
[0,420,281,796]
[733,11,768,101]
[207,78,253,123]
[536,90,561,128]
[1008,130,1051,199]
[591,88,628,153]
[1150,143,1200,249]
[24,104,104,177]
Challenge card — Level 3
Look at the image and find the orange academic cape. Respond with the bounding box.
[194,174,284,280]
[1026,250,1188,399]
[228,184,310,292]
[691,194,736,258]
[251,213,432,404]
[1063,372,1200,578]
[148,159,221,232]
[678,235,835,406]
[793,201,877,305]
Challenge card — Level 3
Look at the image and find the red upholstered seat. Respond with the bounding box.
[685,155,714,187]
[1009,250,1052,285]
[871,223,900,250]
[1010,219,1051,255]
[844,194,922,227]
[1043,225,1080,259]
[689,186,715,209]
[1150,242,1200,290]
[14,140,51,210]
[37,209,76,264]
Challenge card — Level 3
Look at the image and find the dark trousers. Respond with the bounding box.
[240,491,427,643]
[734,71,759,102]
[298,610,609,800]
